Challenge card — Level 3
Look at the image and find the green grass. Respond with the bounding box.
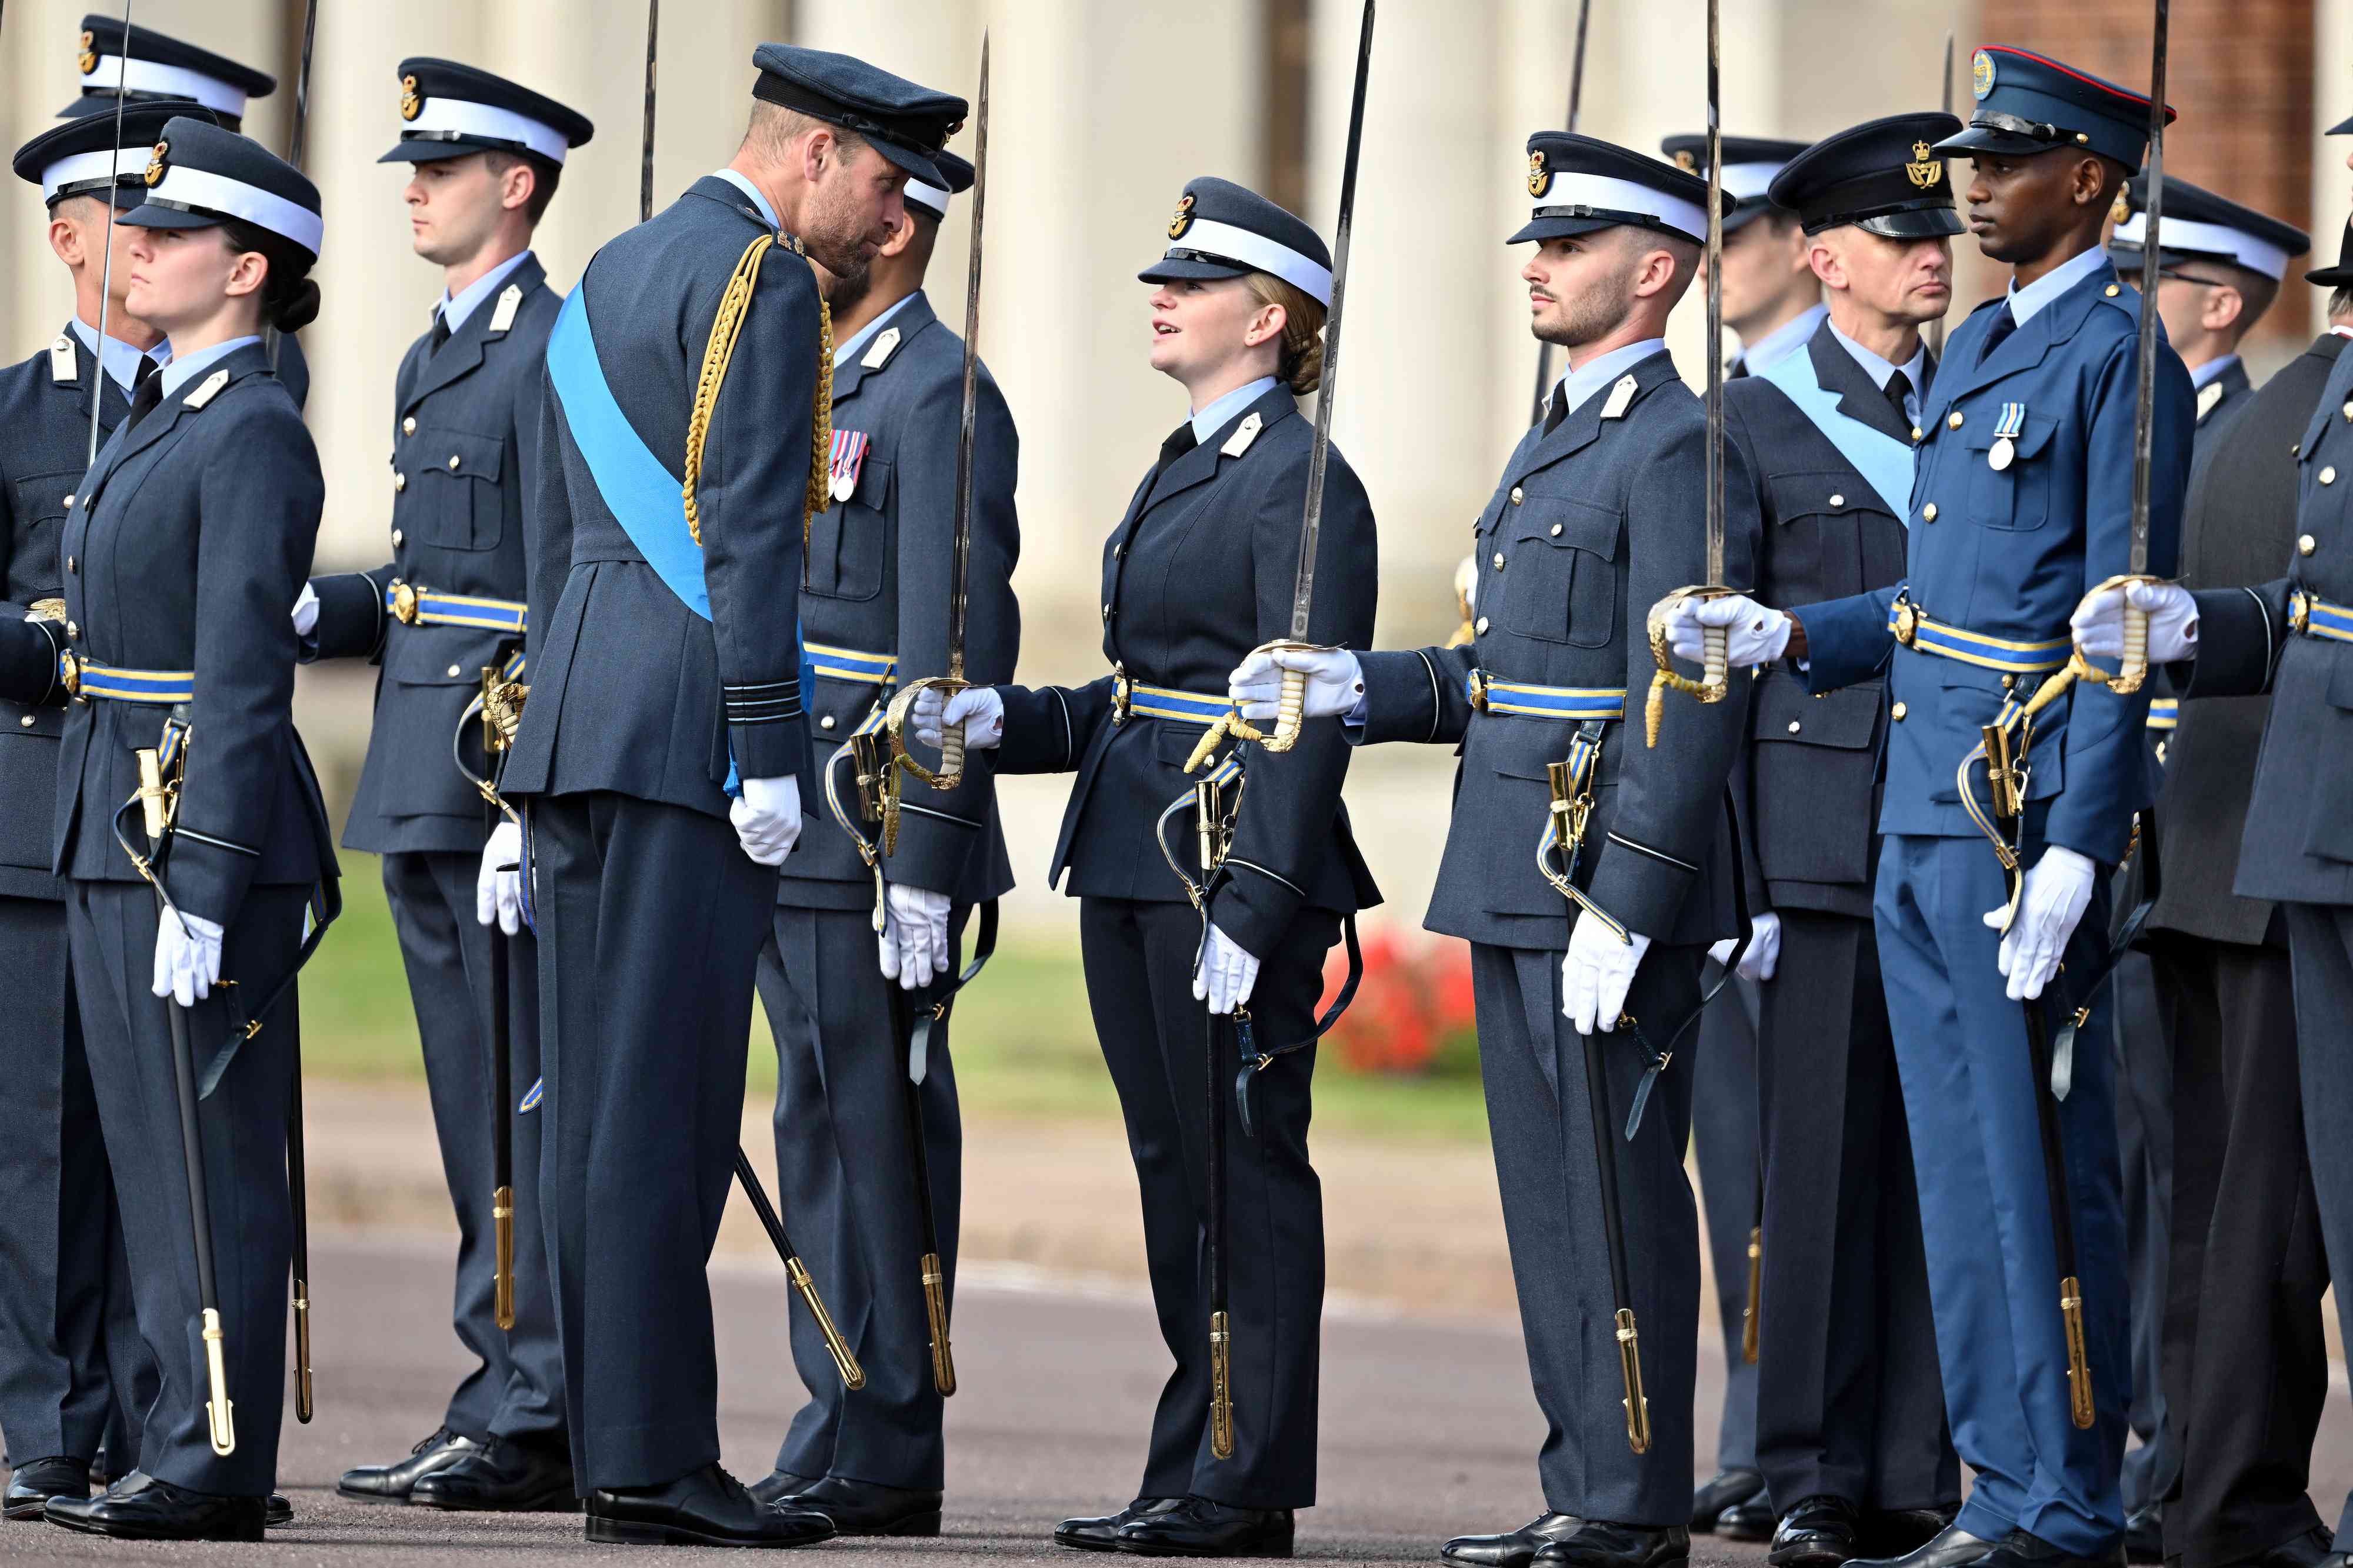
[300,852,1489,1144]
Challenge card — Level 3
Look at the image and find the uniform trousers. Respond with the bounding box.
[66,879,308,1497]
[1469,939,1704,1528]
[528,791,771,1492]
[1874,836,2128,1557]
[1754,909,1956,1514]
[758,902,964,1493]
[2280,903,2353,1551]
[379,849,563,1450]
[1076,895,1335,1512]
[1690,965,1759,1482]
[2111,946,2179,1521]
[2149,930,2329,1568]
[0,893,148,1472]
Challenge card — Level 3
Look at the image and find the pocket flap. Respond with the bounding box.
[2328,649,2353,712]
[1766,472,1890,523]
[385,625,508,687]
[0,701,62,739]
[1959,411,2057,461]
[416,427,503,483]
[1509,496,1618,559]
[1751,679,1881,749]
[12,468,80,526]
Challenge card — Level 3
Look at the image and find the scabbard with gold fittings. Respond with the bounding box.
[735,1146,864,1390]
[1741,1207,1762,1367]
[458,664,531,1332]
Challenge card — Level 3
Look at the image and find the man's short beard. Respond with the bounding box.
[800,169,875,282]
[1534,274,1634,351]
[827,266,875,316]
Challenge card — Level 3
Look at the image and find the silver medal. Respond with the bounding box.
[831,472,855,503]
[1988,436,2015,472]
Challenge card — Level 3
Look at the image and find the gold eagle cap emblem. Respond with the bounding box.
[1527,150,1551,198]
[143,141,168,188]
[1674,148,1699,172]
[2109,189,2131,226]
[1167,191,1195,241]
[1905,141,1943,189]
[78,29,97,75]
[400,74,423,122]
[1972,48,1996,101]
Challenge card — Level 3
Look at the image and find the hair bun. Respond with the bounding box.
[271,277,321,335]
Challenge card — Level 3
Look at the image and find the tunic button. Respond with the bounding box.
[1509,486,1524,505]
[1891,702,1908,721]
[2342,402,2353,422]
[65,621,78,639]
[1828,494,1845,508]
[1492,552,1505,569]
[2299,534,2318,556]
[819,715,836,730]
[1948,411,1964,429]
[65,556,75,574]
[392,529,405,548]
[2324,467,2339,485]
[1787,719,1802,734]
[2104,283,2121,297]
[1113,544,1125,559]
[63,494,75,509]
[1475,616,1491,635]
[395,471,407,492]
[1549,523,1562,537]
[1911,426,1924,442]
[1922,503,1938,522]
[447,664,463,678]
[448,455,461,471]
[402,416,416,435]
[16,715,31,728]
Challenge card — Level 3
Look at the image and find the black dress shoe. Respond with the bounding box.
[1442,1512,1587,1568]
[409,1441,579,1512]
[1861,1509,1962,1560]
[2126,1510,2164,1566]
[1116,1496,1294,1557]
[1976,1527,2125,1568]
[1695,1471,1767,1533]
[1851,1524,1997,1568]
[2250,1526,2338,1568]
[336,1427,479,1503]
[791,1475,941,1536]
[1533,1520,1690,1568]
[1058,1497,1185,1552]
[268,1493,292,1527]
[1773,1497,1864,1568]
[585,1463,836,1549]
[749,1470,819,1507]
[1722,1498,1778,1543]
[5,1457,89,1522]
[44,1472,265,1542]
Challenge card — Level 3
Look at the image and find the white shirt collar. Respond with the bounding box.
[1552,338,1669,416]
[436,249,535,335]
[159,335,262,401]
[2006,245,2112,328]
[1731,302,1828,376]
[1191,376,1281,445]
[2190,352,2239,392]
[833,292,919,372]
[68,318,168,394]
[713,168,781,233]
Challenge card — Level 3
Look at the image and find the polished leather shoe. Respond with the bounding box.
[1773,1497,1863,1568]
[1694,1471,1767,1533]
[2250,1526,2338,1568]
[791,1475,942,1536]
[44,1472,265,1542]
[1851,1524,1997,1568]
[586,1464,836,1549]
[1861,1509,1962,1560]
[1117,1496,1293,1557]
[409,1441,579,1512]
[1722,1497,1778,1543]
[5,1458,89,1521]
[1976,1527,2125,1568]
[2125,1510,2163,1566]
[1442,1512,1587,1567]
[337,1427,479,1503]
[749,1470,820,1507]
[1058,1497,1185,1552]
[268,1493,292,1527]
[1534,1520,1690,1568]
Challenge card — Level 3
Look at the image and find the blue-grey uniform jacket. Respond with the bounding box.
[787,290,1018,909]
[304,254,552,855]
[1355,349,1755,949]
[1722,323,1919,922]
[0,329,131,900]
[504,176,819,811]
[992,383,1378,959]
[1795,257,2192,868]
[2172,335,2353,906]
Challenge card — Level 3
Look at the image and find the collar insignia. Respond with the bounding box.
[183,368,231,411]
[861,326,902,369]
[1221,411,1264,458]
[487,282,524,335]
[1600,374,1640,421]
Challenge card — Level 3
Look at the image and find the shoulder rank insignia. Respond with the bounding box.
[828,428,870,503]
[183,368,231,411]
[1599,375,1639,421]
[49,335,76,385]
[2196,380,2224,422]
[1221,411,1263,458]
[487,283,523,335]
[862,326,901,369]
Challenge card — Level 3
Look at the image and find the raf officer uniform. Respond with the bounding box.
[1785,50,2191,1568]
[1725,117,1965,1566]
[305,61,590,1512]
[502,44,959,1547]
[754,151,1020,1531]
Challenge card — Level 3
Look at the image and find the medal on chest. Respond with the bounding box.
[828,428,869,504]
[1988,401,2024,472]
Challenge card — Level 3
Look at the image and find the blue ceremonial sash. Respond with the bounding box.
[1758,344,1919,523]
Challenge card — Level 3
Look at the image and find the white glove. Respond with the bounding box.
[1983,845,2097,1002]
[1192,920,1261,1016]
[1228,645,1365,723]
[476,819,524,935]
[1562,916,1652,1035]
[729,774,802,867]
[291,582,319,637]
[152,910,225,1007]
[878,882,952,989]
[2070,579,2198,664]
[912,686,1004,753]
[1661,593,1792,669]
[1706,910,1781,983]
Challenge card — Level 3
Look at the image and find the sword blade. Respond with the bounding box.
[2129,0,2169,578]
[268,0,319,373]
[1703,0,1724,585]
[86,0,135,470]
[1289,0,1377,643]
[1529,0,1597,427]
[639,0,660,225]
[946,35,989,685]
[1928,28,1953,358]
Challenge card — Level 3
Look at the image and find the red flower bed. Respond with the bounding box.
[1318,925,1479,1078]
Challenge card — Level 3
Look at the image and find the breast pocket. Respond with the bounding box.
[805,456,892,602]
[1764,475,1892,600]
[1498,494,1619,649]
[1961,412,2058,532]
[11,466,80,582]
[408,428,506,551]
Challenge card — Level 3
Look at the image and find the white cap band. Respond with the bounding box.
[1161,216,1332,305]
[2112,211,2289,281]
[1532,171,1709,244]
[82,55,246,120]
[41,146,146,202]
[141,162,324,256]
[402,95,570,165]
[1722,161,1785,202]
[905,177,951,218]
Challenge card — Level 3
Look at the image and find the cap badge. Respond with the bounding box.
[1972,49,1995,101]
[2109,189,2131,226]
[78,29,97,76]
[1527,151,1551,198]
[1673,148,1699,172]
[1906,141,1942,189]
[400,75,424,123]
[1168,192,1195,241]
[143,141,168,188]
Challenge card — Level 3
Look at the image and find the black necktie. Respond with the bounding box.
[132,354,159,393]
[1981,306,2018,360]
[429,311,452,356]
[1884,369,1914,425]
[124,367,165,434]
[1156,422,1198,477]
[1543,385,1569,436]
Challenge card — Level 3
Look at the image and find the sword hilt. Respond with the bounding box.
[294,1280,314,1422]
[786,1255,866,1390]
[1741,1226,1761,1366]
[885,677,972,793]
[1189,639,1325,772]
[922,1253,956,1397]
[1644,588,1735,748]
[2071,573,2165,696]
[2061,1276,2095,1430]
[1615,1306,1651,1454]
[202,1307,236,1456]
[1209,1309,1235,1459]
[494,1185,516,1331]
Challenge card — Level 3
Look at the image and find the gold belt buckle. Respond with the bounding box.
[58,650,82,702]
[389,580,422,626]
[1892,598,1920,648]
[1110,665,1132,725]
[1467,669,1491,712]
[2291,591,2312,636]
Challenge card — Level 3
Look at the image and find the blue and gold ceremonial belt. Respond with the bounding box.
[1111,670,1231,726]
[1467,669,1629,721]
[2145,698,2178,732]
[61,654,192,705]
[2289,589,2353,645]
[385,579,528,636]
[805,642,898,685]
[1887,594,2070,675]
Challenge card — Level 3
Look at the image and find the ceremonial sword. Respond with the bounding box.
[2101,0,2172,695]
[1927,29,1953,359]
[266,0,318,376]
[639,0,659,226]
[82,0,135,469]
[1527,0,1596,426]
[453,674,527,1337]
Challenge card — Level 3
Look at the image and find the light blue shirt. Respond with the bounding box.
[2191,353,2239,392]
[159,335,261,401]
[436,249,535,335]
[1551,338,1669,418]
[2006,244,2111,328]
[713,167,781,234]
[69,318,168,394]
[833,291,918,371]
[1828,321,1930,429]
[1731,302,1828,377]
[1191,375,1279,445]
